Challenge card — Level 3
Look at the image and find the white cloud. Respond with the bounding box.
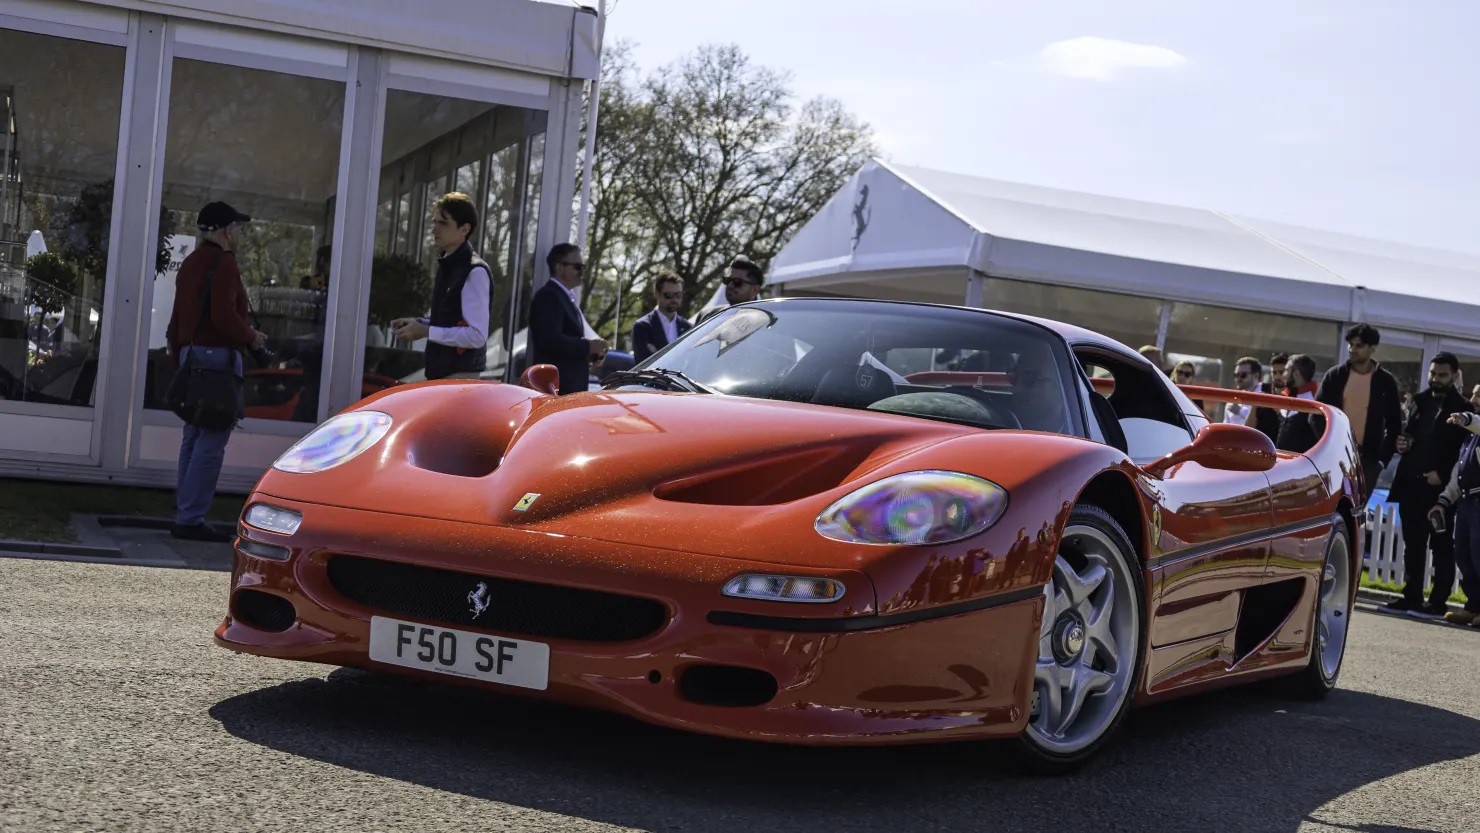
[1038,36,1188,82]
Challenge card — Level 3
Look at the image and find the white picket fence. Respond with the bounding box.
[1364,503,1446,590]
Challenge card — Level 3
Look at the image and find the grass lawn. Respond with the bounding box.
[0,477,244,543]
[1360,569,1468,605]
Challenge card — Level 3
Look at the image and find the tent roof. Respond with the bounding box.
[772,159,1480,341]
[80,0,598,79]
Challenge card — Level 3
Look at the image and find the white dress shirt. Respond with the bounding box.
[656,309,679,344]
[1224,401,1253,425]
[425,264,491,350]
[556,279,598,339]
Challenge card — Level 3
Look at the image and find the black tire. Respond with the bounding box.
[1291,515,1353,700]
[1011,503,1147,774]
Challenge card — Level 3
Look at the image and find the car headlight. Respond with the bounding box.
[722,573,845,603]
[814,470,1008,545]
[244,503,302,536]
[273,411,393,474]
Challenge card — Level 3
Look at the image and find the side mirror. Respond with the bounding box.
[1144,423,1276,477]
[520,364,560,396]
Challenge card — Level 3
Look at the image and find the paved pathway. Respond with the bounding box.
[1,557,1477,832]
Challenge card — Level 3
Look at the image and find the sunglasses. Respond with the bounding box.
[1234,371,1254,379]
[660,291,682,300]
[724,278,756,288]
[561,261,586,273]
[1174,370,1193,378]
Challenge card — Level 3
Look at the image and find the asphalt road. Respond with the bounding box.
[2,557,1477,833]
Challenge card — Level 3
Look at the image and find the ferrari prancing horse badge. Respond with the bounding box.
[513,493,540,512]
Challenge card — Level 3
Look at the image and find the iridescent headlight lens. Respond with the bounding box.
[272,411,393,474]
[814,470,1008,545]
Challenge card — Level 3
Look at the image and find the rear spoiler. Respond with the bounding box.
[1089,376,1330,418]
[1176,384,1329,417]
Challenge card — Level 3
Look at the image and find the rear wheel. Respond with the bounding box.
[1014,504,1145,773]
[1292,515,1352,699]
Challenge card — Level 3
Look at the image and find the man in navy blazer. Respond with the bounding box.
[631,269,691,363]
[529,243,606,395]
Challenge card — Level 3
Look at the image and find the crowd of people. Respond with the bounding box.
[1143,327,1480,626]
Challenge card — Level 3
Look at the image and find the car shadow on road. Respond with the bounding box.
[209,668,1477,833]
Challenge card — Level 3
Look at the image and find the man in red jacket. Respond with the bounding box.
[164,201,264,542]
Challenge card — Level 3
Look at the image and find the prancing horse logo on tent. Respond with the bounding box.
[851,184,871,251]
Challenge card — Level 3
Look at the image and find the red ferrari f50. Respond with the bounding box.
[218,298,1361,771]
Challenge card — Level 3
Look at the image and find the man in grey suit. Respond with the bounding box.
[631,269,691,363]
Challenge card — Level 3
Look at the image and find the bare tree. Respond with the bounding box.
[578,43,875,346]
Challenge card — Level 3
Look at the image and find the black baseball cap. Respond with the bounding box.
[197,201,251,232]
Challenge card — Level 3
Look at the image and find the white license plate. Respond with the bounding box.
[368,616,549,691]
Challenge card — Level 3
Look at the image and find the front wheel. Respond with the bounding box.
[1014,504,1146,773]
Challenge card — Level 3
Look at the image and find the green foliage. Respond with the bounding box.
[368,253,433,326]
[47,179,178,300]
[578,42,876,344]
[23,252,78,315]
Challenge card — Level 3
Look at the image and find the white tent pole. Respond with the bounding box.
[1155,300,1171,350]
[575,0,606,250]
[964,269,985,307]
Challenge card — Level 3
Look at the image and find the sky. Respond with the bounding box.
[601,0,1480,255]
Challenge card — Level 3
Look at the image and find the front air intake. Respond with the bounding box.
[233,589,296,632]
[678,665,779,707]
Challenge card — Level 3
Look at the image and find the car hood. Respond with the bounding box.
[258,384,1024,568]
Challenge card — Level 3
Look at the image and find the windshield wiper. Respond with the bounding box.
[603,367,716,394]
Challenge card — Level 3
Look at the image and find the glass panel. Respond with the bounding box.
[510,128,545,380]
[1448,344,1480,411]
[394,192,412,254]
[375,198,392,252]
[1164,301,1341,418]
[364,92,544,386]
[980,279,1165,359]
[0,29,125,408]
[1371,339,1424,403]
[419,175,446,261]
[143,59,345,422]
[455,161,479,200]
[484,141,520,379]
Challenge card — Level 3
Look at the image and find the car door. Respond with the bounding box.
[1074,348,1273,693]
[1142,456,1275,693]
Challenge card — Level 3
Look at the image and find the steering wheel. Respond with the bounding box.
[943,386,1022,429]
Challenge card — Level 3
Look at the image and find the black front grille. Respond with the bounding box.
[326,555,668,642]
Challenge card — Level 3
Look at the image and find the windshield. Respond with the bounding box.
[618,299,1083,435]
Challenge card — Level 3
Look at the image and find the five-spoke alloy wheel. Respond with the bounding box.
[1016,504,1144,771]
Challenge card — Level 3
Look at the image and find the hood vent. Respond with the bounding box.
[405,420,507,478]
[654,442,878,506]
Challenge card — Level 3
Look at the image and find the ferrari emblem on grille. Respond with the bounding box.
[468,581,492,619]
[513,493,540,512]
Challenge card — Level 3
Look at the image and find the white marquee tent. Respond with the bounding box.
[770,159,1480,389]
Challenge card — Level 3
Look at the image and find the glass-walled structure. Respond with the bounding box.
[0,0,595,489]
